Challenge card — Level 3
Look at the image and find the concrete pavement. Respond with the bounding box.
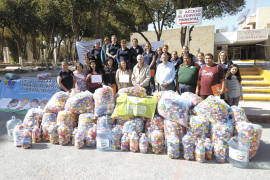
[0,112,270,180]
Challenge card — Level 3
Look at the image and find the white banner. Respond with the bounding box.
[76,39,102,64]
[237,29,268,42]
[176,7,202,26]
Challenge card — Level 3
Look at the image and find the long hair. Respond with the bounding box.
[225,64,242,82]
[218,51,228,64]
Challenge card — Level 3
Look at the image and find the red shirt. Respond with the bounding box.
[198,64,224,95]
[86,72,103,89]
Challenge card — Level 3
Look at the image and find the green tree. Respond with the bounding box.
[0,0,40,64]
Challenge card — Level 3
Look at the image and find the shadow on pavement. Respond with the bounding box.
[249,141,270,170]
[243,107,270,123]
[31,143,49,150]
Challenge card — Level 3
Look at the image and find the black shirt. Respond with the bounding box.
[143,50,156,69]
[91,48,102,68]
[130,45,144,68]
[103,65,117,85]
[108,43,120,56]
[58,70,74,91]
[116,48,131,65]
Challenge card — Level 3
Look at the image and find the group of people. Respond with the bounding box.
[57,35,243,106]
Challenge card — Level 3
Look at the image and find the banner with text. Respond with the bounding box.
[76,39,102,64]
[0,79,59,113]
[176,7,202,26]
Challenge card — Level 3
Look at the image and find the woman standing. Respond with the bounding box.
[57,61,75,92]
[218,51,233,73]
[225,64,243,106]
[104,57,117,94]
[86,60,103,93]
[143,42,156,94]
[116,59,132,90]
[73,62,87,91]
[116,39,131,67]
[155,47,163,67]
[197,52,206,67]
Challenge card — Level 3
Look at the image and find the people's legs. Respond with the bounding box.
[232,97,240,106]
[178,83,196,94]
[150,77,155,94]
[200,95,209,100]
[227,98,233,106]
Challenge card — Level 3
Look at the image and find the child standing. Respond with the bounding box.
[225,64,243,106]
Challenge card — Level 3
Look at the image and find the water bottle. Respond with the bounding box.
[228,137,249,168]
[96,128,112,151]
[6,116,22,141]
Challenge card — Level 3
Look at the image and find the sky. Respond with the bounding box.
[148,0,270,32]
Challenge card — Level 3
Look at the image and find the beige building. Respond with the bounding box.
[215,7,270,60]
[130,25,215,56]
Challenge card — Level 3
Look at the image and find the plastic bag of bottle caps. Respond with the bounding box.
[118,86,147,98]
[195,138,206,163]
[164,120,185,142]
[23,108,43,128]
[139,133,149,153]
[193,95,230,124]
[182,132,196,160]
[211,121,234,143]
[13,124,24,147]
[204,138,213,160]
[97,115,113,130]
[214,138,228,163]
[78,113,96,130]
[129,131,139,152]
[48,123,59,144]
[65,91,94,114]
[75,129,86,149]
[41,113,57,141]
[180,92,203,106]
[58,124,71,145]
[130,117,144,134]
[151,129,165,154]
[121,132,129,151]
[189,116,210,138]
[111,125,123,150]
[146,115,164,135]
[230,106,248,124]
[167,134,180,159]
[57,110,76,130]
[32,126,41,143]
[236,122,262,159]
[22,128,32,149]
[158,92,192,127]
[94,86,115,117]
[44,91,69,113]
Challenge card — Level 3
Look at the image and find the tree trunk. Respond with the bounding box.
[137,32,151,44]
[180,26,187,48]
[0,28,4,62]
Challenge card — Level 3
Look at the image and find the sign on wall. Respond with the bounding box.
[176,7,202,26]
[237,29,268,41]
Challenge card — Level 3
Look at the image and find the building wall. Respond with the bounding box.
[256,7,270,29]
[130,25,215,56]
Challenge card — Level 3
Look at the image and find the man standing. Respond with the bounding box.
[177,53,199,94]
[130,38,144,69]
[106,35,120,67]
[156,53,175,91]
[131,55,151,93]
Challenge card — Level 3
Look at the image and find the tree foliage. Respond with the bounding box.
[0,0,246,62]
